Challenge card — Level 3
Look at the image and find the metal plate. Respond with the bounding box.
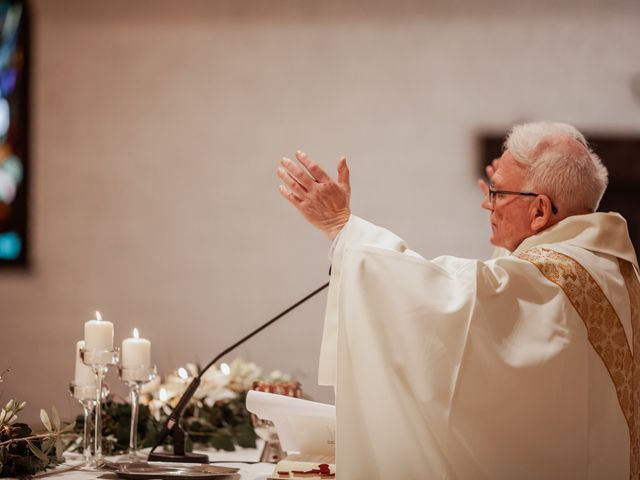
[115,462,240,479]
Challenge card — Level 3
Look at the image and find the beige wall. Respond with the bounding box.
[1,0,639,423]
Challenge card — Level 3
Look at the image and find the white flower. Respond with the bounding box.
[160,381,186,401]
[202,388,236,407]
[228,358,262,391]
[133,358,294,423]
[264,370,292,382]
[140,375,161,395]
[185,363,199,377]
[193,367,230,401]
[148,397,172,422]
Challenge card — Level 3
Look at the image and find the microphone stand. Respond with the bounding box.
[148,281,330,463]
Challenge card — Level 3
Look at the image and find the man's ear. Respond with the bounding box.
[530,196,553,232]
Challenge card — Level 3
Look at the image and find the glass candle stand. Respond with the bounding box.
[118,365,157,460]
[68,382,109,465]
[80,348,119,468]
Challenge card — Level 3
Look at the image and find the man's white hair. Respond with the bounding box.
[504,122,608,214]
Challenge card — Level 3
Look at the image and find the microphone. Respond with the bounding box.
[148,281,330,463]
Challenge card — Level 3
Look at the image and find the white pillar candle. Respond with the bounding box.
[84,311,114,351]
[74,340,97,386]
[121,328,151,368]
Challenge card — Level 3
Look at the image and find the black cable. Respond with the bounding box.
[150,281,330,453]
[199,282,330,377]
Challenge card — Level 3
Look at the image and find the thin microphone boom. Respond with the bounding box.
[148,281,330,463]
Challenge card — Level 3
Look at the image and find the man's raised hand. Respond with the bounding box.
[277,151,351,240]
[477,157,500,199]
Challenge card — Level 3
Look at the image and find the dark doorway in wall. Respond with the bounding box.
[478,132,640,255]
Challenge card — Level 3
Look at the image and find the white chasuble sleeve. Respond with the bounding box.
[320,216,629,480]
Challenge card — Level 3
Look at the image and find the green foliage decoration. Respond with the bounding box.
[73,398,159,456]
[0,400,73,479]
[182,392,257,452]
[72,392,257,455]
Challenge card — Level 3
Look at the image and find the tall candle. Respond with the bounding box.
[84,311,114,351]
[74,340,96,386]
[121,328,151,368]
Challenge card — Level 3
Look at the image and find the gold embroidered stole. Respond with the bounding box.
[518,247,640,479]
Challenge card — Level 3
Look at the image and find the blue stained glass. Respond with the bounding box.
[0,230,20,259]
[0,47,9,68]
[0,0,27,267]
[0,67,16,96]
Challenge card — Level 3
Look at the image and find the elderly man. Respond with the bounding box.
[277,122,640,480]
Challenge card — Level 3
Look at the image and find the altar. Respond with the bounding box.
[25,444,275,479]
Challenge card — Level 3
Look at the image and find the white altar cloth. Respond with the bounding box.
[24,444,274,479]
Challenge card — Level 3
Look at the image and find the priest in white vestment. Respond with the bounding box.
[276,122,640,479]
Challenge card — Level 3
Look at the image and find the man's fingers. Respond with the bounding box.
[484,157,500,181]
[279,157,314,191]
[478,178,489,196]
[295,151,331,183]
[337,156,350,193]
[278,185,303,204]
[485,164,495,180]
[277,167,308,195]
[488,158,500,178]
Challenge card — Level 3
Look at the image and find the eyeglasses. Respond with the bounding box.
[488,185,558,215]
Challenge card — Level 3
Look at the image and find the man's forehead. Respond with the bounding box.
[493,150,524,187]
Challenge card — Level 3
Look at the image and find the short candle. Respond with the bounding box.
[74,340,97,387]
[121,328,151,368]
[84,311,114,351]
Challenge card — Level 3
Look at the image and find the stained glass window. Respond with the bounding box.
[0,0,28,267]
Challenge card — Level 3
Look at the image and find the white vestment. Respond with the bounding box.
[319,212,640,480]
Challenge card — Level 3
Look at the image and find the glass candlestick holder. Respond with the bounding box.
[68,382,109,465]
[80,348,119,468]
[118,365,157,460]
